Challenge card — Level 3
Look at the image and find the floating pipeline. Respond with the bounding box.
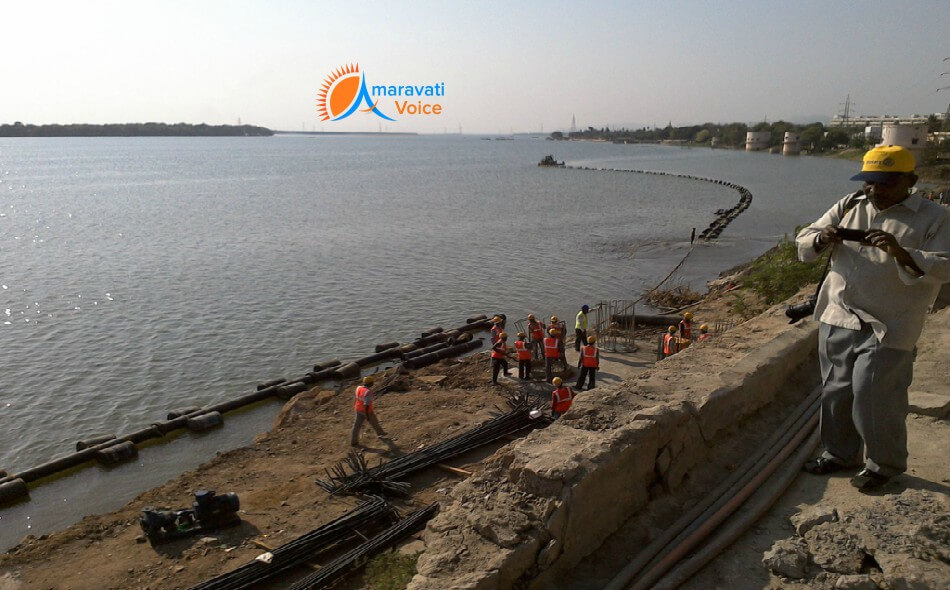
[420,326,444,338]
[402,341,452,360]
[312,359,342,373]
[0,314,496,506]
[374,342,400,353]
[560,165,753,241]
[401,339,483,370]
[256,378,287,391]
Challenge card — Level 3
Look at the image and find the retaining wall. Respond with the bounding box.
[409,302,821,589]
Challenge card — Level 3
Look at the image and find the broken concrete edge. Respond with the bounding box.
[407,304,821,590]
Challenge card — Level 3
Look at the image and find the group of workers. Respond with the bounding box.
[487,306,599,419]
[352,306,714,444]
[660,311,711,358]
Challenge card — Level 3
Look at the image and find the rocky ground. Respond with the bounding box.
[0,272,946,590]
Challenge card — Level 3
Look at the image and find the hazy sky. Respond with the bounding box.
[3,0,949,133]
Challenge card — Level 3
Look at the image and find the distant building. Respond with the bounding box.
[880,124,926,153]
[745,131,770,151]
[829,113,944,128]
[782,131,801,155]
[865,125,883,143]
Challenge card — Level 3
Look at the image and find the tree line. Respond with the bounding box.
[550,117,948,154]
[0,122,274,137]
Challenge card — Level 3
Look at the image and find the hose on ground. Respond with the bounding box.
[603,387,820,590]
[626,411,819,590]
[651,430,819,590]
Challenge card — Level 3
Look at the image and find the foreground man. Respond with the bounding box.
[796,145,950,491]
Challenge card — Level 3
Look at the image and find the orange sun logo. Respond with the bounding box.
[317,64,363,121]
[317,63,394,122]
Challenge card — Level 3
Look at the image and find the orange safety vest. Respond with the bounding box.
[548,323,562,340]
[490,325,502,343]
[581,345,599,368]
[528,321,544,340]
[515,340,532,361]
[663,333,678,355]
[552,386,573,413]
[491,342,507,359]
[679,320,692,340]
[697,333,711,343]
[354,385,373,413]
[543,337,560,358]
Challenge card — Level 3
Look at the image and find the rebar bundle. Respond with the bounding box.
[287,503,439,590]
[189,496,394,590]
[317,393,551,496]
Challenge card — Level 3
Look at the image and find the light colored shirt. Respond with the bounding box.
[796,192,950,351]
[575,310,588,331]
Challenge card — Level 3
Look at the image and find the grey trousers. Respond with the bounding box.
[351,411,385,445]
[818,322,913,477]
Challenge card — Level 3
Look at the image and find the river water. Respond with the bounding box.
[0,135,856,547]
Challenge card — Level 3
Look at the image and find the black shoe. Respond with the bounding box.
[850,468,890,492]
[803,457,849,475]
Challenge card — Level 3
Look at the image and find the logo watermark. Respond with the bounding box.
[317,63,444,122]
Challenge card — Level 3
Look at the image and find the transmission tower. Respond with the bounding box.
[838,94,855,128]
[570,114,577,134]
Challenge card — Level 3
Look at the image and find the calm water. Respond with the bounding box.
[0,136,855,547]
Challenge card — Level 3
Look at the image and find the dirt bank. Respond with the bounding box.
[1,274,946,590]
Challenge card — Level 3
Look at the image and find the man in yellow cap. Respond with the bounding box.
[796,145,950,492]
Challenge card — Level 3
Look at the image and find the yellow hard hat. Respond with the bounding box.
[500,332,508,339]
[668,325,677,333]
[527,314,536,321]
[552,377,562,386]
[700,324,709,332]
[492,316,503,323]
[550,315,558,322]
[684,311,694,320]
[362,376,374,385]
[548,328,557,335]
[587,336,596,344]
[517,332,526,338]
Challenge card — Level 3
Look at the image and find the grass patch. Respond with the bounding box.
[365,550,418,590]
[741,232,827,305]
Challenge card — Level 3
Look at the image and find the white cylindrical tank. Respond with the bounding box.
[745,131,770,151]
[880,124,926,153]
[783,131,801,155]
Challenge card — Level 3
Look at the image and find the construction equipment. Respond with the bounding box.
[139,491,240,545]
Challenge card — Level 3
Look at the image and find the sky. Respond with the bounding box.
[2,0,949,134]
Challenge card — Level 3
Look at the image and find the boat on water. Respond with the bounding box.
[538,154,565,167]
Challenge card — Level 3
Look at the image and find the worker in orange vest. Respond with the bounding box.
[550,377,574,418]
[662,325,679,358]
[575,335,600,390]
[549,315,568,371]
[351,376,387,447]
[679,311,694,341]
[490,316,504,344]
[490,331,512,384]
[527,314,546,360]
[514,332,533,380]
[543,327,560,382]
[696,324,711,342]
